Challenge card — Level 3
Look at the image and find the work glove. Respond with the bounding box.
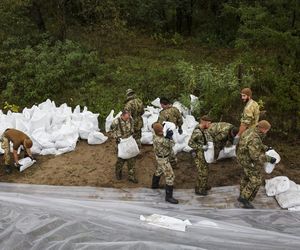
[165,129,173,140]
[270,157,276,164]
[178,127,183,135]
[233,135,240,145]
[116,138,121,144]
[202,144,209,151]
[14,162,22,170]
[191,150,197,158]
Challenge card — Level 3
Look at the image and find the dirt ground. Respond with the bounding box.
[0,137,299,188]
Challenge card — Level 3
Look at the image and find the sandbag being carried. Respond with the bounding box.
[217,145,236,160]
[19,157,36,172]
[118,136,140,159]
[264,149,281,174]
[204,142,214,163]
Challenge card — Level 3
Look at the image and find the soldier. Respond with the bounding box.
[0,128,34,174]
[233,87,260,145]
[124,89,144,148]
[157,97,183,168]
[207,122,238,159]
[188,115,213,196]
[110,110,138,183]
[151,122,178,204]
[237,120,276,209]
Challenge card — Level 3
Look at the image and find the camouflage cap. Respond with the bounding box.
[241,87,252,97]
[257,120,271,130]
[152,122,163,136]
[200,115,212,122]
[126,88,135,96]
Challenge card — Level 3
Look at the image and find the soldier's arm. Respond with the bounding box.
[157,111,165,124]
[248,136,268,163]
[110,120,118,139]
[188,130,204,151]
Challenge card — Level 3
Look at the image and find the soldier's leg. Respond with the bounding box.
[134,129,142,149]
[162,159,178,204]
[194,152,209,195]
[241,166,262,201]
[2,137,12,174]
[152,157,164,188]
[115,157,125,180]
[127,157,138,183]
[169,150,178,169]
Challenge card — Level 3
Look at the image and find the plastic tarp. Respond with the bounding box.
[1,183,300,250]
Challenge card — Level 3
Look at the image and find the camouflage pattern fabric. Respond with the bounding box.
[208,122,234,157]
[157,106,183,128]
[115,157,137,181]
[237,127,270,200]
[240,99,260,128]
[0,136,10,165]
[188,126,212,192]
[124,96,144,147]
[153,134,175,185]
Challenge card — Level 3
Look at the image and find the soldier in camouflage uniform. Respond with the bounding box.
[124,89,144,149]
[157,97,183,168]
[188,115,213,196]
[110,110,138,183]
[233,87,260,145]
[237,120,276,209]
[207,122,238,159]
[151,122,178,204]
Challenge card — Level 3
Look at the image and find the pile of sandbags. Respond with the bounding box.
[0,99,107,156]
[265,176,300,211]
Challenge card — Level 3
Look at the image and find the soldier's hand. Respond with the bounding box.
[178,127,183,135]
[233,135,240,145]
[267,146,273,151]
[29,155,36,161]
[202,144,209,151]
[165,129,173,140]
[270,157,276,164]
[14,162,22,170]
[116,138,121,144]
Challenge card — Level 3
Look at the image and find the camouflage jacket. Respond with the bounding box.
[157,106,183,127]
[153,134,174,158]
[188,126,212,152]
[237,127,270,164]
[110,117,134,139]
[124,96,144,119]
[208,122,233,145]
[241,99,260,128]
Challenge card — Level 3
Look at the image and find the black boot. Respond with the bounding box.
[4,165,12,174]
[165,185,178,204]
[238,196,254,209]
[151,175,161,189]
[195,187,208,196]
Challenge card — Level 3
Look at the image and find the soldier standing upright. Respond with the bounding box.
[151,122,178,204]
[157,97,183,168]
[188,115,212,196]
[110,110,138,183]
[237,120,276,209]
[124,89,144,149]
[233,87,260,145]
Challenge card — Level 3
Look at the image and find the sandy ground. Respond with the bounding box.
[1,137,299,189]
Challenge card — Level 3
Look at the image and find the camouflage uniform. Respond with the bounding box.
[208,122,234,158]
[157,106,183,167]
[188,126,212,193]
[237,127,270,201]
[124,95,144,148]
[241,99,260,128]
[153,134,175,185]
[0,135,10,165]
[110,117,137,181]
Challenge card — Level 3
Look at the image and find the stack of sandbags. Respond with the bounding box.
[265,176,300,211]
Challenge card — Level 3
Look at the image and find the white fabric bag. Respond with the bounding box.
[265,176,290,196]
[117,136,140,159]
[204,141,214,163]
[19,157,36,172]
[217,145,236,160]
[264,149,281,174]
[87,131,108,145]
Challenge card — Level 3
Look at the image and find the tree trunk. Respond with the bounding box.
[30,1,46,32]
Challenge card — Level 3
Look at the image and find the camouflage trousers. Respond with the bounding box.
[238,159,262,201]
[168,150,177,168]
[115,157,137,181]
[154,156,175,186]
[0,136,10,165]
[133,117,143,149]
[193,151,209,192]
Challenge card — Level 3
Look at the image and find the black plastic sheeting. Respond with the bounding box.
[1,183,300,250]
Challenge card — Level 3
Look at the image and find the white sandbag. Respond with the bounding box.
[204,142,214,163]
[265,176,290,196]
[147,114,159,131]
[217,145,236,160]
[173,143,185,155]
[173,132,188,144]
[31,128,55,148]
[55,146,74,155]
[30,110,51,133]
[15,118,30,133]
[87,131,108,145]
[163,122,176,136]
[276,190,300,209]
[141,131,153,145]
[40,148,57,155]
[264,149,281,174]
[288,206,300,211]
[151,98,161,108]
[55,140,72,149]
[0,142,4,154]
[31,145,42,155]
[83,111,99,131]
[173,101,189,118]
[117,136,140,159]
[105,110,114,132]
[183,145,193,152]
[79,122,94,140]
[190,94,199,112]
[19,157,36,172]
